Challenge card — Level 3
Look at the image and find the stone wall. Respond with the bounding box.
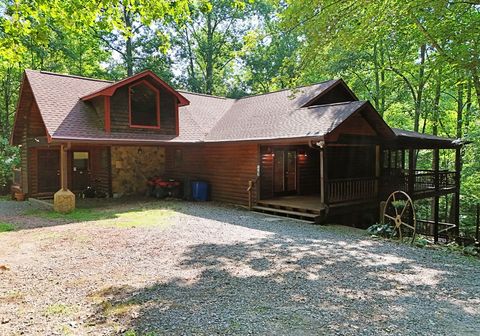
[111,146,165,196]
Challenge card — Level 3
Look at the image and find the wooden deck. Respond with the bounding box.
[254,195,326,223]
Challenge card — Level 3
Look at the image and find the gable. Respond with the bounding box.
[11,75,49,145]
[81,70,189,106]
[301,80,357,107]
[324,102,395,142]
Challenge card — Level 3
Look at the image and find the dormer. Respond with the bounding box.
[81,70,189,135]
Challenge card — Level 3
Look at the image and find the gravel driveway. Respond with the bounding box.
[0,199,479,335]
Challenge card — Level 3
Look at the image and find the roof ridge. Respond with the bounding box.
[237,79,338,100]
[32,70,114,83]
[305,101,360,109]
[177,90,234,100]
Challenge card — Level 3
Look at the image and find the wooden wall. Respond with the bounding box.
[165,143,259,205]
[28,146,111,198]
[298,147,320,195]
[110,79,177,135]
[259,145,320,199]
[260,149,274,199]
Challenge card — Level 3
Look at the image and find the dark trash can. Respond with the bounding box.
[191,181,209,201]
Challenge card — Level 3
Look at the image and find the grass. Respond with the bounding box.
[103,208,174,228]
[27,208,115,222]
[0,222,14,232]
[45,303,75,316]
[26,204,176,229]
[100,300,140,316]
[0,290,24,303]
[0,195,10,201]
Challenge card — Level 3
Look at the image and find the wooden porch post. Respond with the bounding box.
[53,143,75,213]
[454,147,461,237]
[320,144,328,205]
[320,148,325,204]
[433,148,440,243]
[60,144,68,191]
[408,148,415,196]
[375,145,380,196]
[408,148,415,227]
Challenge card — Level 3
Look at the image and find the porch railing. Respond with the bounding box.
[381,169,457,195]
[327,177,377,204]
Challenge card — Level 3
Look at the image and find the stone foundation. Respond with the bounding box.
[111,146,165,196]
[53,189,75,213]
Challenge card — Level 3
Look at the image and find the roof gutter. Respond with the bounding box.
[50,134,325,145]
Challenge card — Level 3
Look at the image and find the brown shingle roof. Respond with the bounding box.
[26,70,112,137]
[24,70,386,144]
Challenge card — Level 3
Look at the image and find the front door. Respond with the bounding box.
[72,151,90,191]
[37,150,60,193]
[273,149,297,195]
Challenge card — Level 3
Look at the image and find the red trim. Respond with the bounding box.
[81,70,190,106]
[104,95,111,133]
[128,80,161,129]
[175,100,179,136]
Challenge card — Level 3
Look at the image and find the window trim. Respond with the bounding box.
[128,80,161,129]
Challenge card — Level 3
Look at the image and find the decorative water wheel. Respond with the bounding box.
[382,190,417,243]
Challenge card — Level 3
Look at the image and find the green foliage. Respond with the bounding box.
[413,236,430,248]
[0,222,14,232]
[0,137,19,190]
[28,208,114,222]
[367,223,396,239]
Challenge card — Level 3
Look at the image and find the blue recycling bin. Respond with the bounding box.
[191,181,209,201]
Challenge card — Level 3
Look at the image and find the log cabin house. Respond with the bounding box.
[10,69,464,235]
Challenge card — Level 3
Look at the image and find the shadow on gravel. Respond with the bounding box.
[88,222,480,335]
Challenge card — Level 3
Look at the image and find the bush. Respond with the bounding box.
[367,223,396,238]
[0,137,19,193]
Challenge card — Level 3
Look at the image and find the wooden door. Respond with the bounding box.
[72,151,90,191]
[273,149,297,195]
[37,150,60,193]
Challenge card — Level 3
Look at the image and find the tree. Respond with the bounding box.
[171,0,257,95]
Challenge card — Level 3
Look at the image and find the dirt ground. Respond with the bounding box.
[0,198,479,335]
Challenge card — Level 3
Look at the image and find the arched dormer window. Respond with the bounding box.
[129,80,160,128]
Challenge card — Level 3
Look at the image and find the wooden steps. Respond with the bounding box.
[252,205,323,224]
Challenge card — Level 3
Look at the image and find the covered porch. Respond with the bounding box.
[252,130,464,234]
[253,142,381,223]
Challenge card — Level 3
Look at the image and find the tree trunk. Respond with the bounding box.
[123,4,134,76]
[464,78,472,134]
[456,74,464,139]
[432,68,442,136]
[205,13,214,94]
[184,28,198,92]
[373,41,386,116]
[414,44,427,133]
[471,68,480,115]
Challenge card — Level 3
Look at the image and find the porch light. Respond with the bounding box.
[298,150,307,157]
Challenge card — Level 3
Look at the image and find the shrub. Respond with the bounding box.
[0,137,19,193]
[367,223,396,238]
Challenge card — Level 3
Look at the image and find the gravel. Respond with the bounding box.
[0,198,479,335]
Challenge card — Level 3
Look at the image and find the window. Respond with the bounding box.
[129,81,160,128]
[174,149,183,168]
[73,152,89,171]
